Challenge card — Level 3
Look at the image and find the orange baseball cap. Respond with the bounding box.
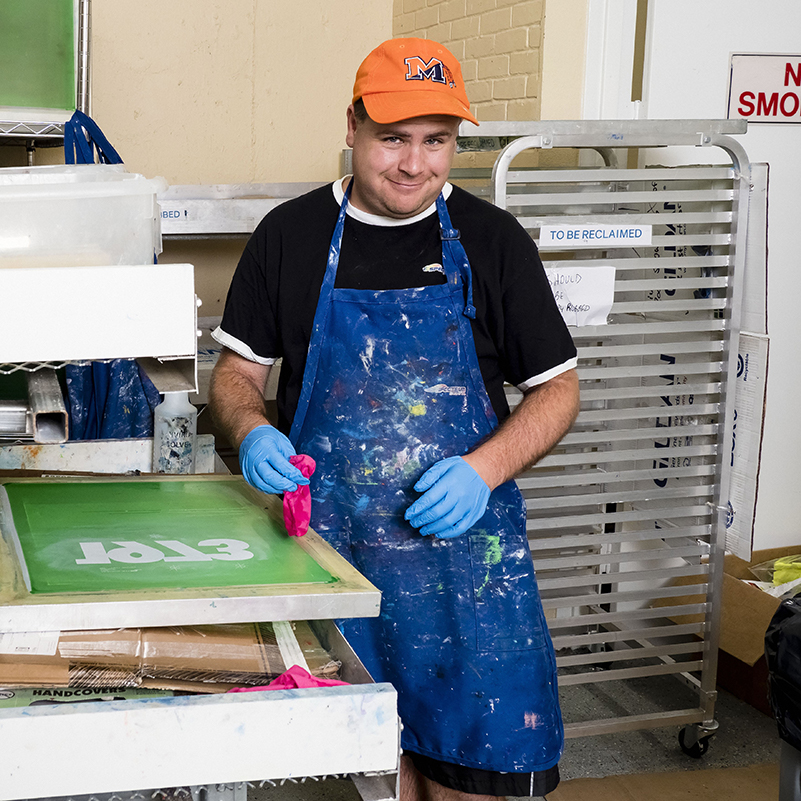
[353,38,478,126]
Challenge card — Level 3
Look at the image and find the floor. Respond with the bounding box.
[556,671,780,780]
[250,674,784,801]
[547,763,779,801]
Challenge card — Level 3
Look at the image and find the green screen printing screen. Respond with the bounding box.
[0,0,76,111]
[0,480,336,594]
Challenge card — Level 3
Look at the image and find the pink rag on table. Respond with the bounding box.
[283,454,316,537]
[226,664,349,692]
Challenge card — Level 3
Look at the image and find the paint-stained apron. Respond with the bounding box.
[289,185,563,772]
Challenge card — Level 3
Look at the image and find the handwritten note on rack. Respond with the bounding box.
[545,265,616,327]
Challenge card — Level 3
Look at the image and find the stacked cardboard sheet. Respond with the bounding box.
[0,620,340,692]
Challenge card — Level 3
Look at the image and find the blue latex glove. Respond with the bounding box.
[405,456,491,539]
[239,425,310,494]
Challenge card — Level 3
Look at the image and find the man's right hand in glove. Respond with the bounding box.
[239,424,310,494]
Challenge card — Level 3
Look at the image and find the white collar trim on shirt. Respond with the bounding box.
[332,176,453,227]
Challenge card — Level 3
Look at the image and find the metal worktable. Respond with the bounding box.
[0,619,399,801]
[0,457,400,801]
[0,325,399,800]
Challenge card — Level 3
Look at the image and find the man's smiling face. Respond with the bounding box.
[345,106,459,219]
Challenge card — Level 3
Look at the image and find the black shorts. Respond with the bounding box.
[407,751,560,797]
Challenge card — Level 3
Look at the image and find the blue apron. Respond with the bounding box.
[289,185,563,772]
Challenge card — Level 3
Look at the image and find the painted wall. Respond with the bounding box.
[89,0,391,316]
[90,0,392,185]
[393,0,546,121]
[577,1,800,552]
[640,0,801,551]
[540,0,587,122]
[2,1,579,316]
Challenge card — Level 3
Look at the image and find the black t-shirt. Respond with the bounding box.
[215,181,577,434]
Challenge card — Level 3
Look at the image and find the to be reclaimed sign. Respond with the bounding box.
[539,224,652,249]
[544,265,616,328]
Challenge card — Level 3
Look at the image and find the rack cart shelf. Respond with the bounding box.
[474,119,759,753]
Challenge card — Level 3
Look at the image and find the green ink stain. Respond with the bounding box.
[474,535,502,599]
[484,534,502,566]
[402,459,422,478]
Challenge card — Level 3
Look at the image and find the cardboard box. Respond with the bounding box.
[716,648,771,717]
[715,545,801,716]
[718,546,801,666]
[0,621,340,692]
[654,545,801,715]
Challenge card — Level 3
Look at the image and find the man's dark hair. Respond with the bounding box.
[353,98,369,124]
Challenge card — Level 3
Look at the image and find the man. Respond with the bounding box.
[209,38,579,801]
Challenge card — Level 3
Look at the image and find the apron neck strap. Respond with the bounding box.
[331,182,475,321]
[321,178,352,300]
[436,193,476,319]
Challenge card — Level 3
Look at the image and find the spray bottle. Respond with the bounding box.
[152,391,197,474]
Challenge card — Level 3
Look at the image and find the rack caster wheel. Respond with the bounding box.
[679,725,714,758]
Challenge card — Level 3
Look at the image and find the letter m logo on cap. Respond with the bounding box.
[404,56,456,88]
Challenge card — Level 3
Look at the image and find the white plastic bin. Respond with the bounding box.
[0,164,166,268]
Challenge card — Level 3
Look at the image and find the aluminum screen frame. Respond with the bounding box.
[0,475,381,632]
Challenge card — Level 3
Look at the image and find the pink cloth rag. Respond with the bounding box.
[226,664,349,692]
[283,454,316,537]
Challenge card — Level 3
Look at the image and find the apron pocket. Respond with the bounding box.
[469,531,549,653]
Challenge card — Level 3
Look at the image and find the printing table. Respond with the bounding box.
[0,620,399,801]
[0,468,400,801]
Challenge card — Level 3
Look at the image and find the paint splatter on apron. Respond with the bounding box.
[289,184,563,772]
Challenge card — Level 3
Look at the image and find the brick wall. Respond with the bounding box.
[393,0,545,121]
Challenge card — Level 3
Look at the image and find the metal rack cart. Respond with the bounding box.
[478,119,756,755]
